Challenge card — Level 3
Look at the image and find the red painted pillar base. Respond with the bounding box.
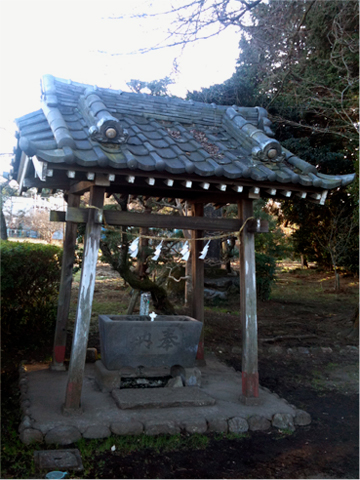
[54,345,66,364]
[242,371,259,397]
[196,340,204,360]
[62,381,83,415]
[50,345,67,371]
[240,371,262,405]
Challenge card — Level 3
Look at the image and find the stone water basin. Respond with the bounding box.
[99,315,202,370]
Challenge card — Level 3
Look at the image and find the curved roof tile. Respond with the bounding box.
[12,74,355,199]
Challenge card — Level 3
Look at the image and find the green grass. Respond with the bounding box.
[68,299,128,334]
[90,299,128,317]
[205,306,239,315]
[77,432,210,458]
[73,433,212,477]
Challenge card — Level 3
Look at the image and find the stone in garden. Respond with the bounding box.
[86,347,98,362]
[207,417,228,433]
[45,426,82,445]
[94,360,121,392]
[111,420,144,436]
[166,376,184,388]
[34,449,83,471]
[181,417,208,434]
[203,288,228,303]
[231,346,242,354]
[18,415,32,432]
[320,347,333,354]
[294,409,312,426]
[144,419,180,436]
[228,417,249,433]
[20,384,28,394]
[83,425,111,439]
[248,415,271,431]
[297,347,310,355]
[184,367,201,386]
[21,399,31,408]
[268,346,283,355]
[272,413,295,431]
[204,278,233,290]
[20,428,43,445]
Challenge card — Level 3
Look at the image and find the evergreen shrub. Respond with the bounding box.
[255,253,276,301]
[1,241,62,349]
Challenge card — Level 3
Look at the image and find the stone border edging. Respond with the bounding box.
[18,361,312,445]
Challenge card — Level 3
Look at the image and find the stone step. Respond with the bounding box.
[112,386,216,410]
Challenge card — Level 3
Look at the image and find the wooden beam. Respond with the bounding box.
[64,186,105,413]
[31,157,47,181]
[191,203,205,362]
[18,153,30,195]
[68,181,94,195]
[51,209,269,233]
[51,194,80,371]
[248,187,260,199]
[238,198,260,404]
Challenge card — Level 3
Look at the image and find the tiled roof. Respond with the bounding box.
[12,74,355,202]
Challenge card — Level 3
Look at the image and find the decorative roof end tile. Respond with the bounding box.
[83,91,128,145]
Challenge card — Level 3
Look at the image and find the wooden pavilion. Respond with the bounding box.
[12,74,355,413]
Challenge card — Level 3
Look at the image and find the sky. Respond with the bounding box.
[0,0,242,173]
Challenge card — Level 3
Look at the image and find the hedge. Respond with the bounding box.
[256,252,276,301]
[1,241,62,349]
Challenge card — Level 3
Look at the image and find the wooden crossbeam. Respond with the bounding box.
[50,208,269,233]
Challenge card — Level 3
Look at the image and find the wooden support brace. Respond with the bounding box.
[51,194,80,371]
[238,198,260,403]
[63,186,105,413]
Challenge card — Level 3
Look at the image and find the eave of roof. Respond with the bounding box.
[11,74,356,203]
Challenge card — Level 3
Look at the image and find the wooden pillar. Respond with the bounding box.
[51,194,80,371]
[238,198,260,404]
[63,186,105,413]
[191,203,205,361]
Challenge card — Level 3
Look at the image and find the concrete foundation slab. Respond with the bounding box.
[18,353,310,444]
[112,386,216,409]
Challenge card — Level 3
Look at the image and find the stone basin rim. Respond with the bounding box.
[103,314,200,323]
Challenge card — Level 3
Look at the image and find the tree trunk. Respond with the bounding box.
[334,272,340,292]
[101,242,175,315]
[300,254,308,268]
[184,257,192,305]
[1,208,8,240]
[331,252,340,292]
[127,289,140,314]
